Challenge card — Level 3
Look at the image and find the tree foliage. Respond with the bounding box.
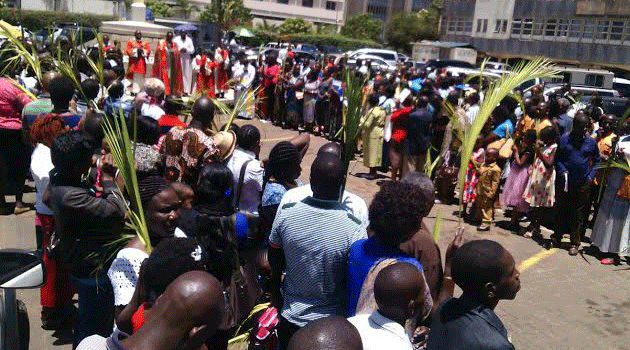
[146,0,174,18]
[341,14,382,42]
[175,0,198,20]
[385,0,441,52]
[200,0,252,31]
[277,18,311,35]
[256,19,279,33]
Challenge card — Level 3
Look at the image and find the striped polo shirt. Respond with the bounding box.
[269,196,367,327]
[22,97,53,130]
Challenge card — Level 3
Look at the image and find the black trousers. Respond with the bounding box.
[276,316,301,350]
[554,182,591,246]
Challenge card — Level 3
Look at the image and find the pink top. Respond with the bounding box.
[0,78,32,130]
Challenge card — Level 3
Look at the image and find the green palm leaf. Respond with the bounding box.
[340,69,367,200]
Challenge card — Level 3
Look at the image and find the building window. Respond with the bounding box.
[533,19,544,36]
[483,19,488,33]
[586,74,604,87]
[477,19,483,33]
[325,1,336,10]
[596,20,610,40]
[456,19,465,32]
[569,19,581,38]
[583,19,596,39]
[502,20,508,33]
[557,19,569,37]
[494,19,501,33]
[448,18,457,33]
[277,0,288,3]
[441,17,448,33]
[302,0,313,7]
[611,20,624,41]
[511,18,522,35]
[523,18,533,35]
[545,19,556,36]
[465,19,473,33]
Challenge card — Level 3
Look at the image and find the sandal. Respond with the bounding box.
[568,245,579,256]
[14,206,31,215]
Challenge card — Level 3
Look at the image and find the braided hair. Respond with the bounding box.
[31,113,66,147]
[264,141,300,185]
[138,175,169,206]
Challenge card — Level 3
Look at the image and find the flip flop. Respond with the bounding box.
[14,206,31,215]
[600,258,616,265]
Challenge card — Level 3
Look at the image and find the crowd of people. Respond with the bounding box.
[1,28,630,350]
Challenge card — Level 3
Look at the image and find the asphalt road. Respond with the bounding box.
[2,117,629,349]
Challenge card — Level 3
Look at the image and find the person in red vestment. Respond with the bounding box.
[192,49,216,97]
[152,31,184,96]
[214,43,230,98]
[125,30,151,93]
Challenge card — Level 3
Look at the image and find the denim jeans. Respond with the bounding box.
[70,273,114,348]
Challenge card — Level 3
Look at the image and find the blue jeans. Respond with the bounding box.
[70,273,114,348]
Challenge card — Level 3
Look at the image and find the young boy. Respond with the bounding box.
[475,148,501,231]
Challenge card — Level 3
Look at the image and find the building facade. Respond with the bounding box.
[441,0,630,69]
[245,0,347,29]
[346,0,431,23]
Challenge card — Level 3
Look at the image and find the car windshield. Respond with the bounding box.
[373,52,396,61]
[431,60,474,69]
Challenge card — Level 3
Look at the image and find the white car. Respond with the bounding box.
[348,48,399,66]
[354,55,397,73]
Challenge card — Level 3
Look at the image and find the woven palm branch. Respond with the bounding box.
[456,57,560,224]
[101,109,152,253]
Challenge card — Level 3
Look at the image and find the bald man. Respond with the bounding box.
[277,143,369,229]
[348,262,425,350]
[77,270,224,350]
[288,316,362,350]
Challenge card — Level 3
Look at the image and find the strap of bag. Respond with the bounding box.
[235,159,254,211]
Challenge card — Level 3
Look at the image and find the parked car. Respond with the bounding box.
[292,50,317,64]
[352,54,397,73]
[536,84,620,98]
[423,59,475,71]
[613,77,630,97]
[295,43,319,54]
[348,48,399,66]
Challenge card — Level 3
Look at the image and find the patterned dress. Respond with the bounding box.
[523,143,557,207]
[462,148,485,205]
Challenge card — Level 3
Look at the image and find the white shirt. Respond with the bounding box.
[380,98,396,142]
[232,62,256,89]
[466,104,480,125]
[141,103,165,120]
[172,35,194,55]
[30,143,54,215]
[277,184,369,230]
[348,311,413,350]
[226,148,264,214]
[107,247,149,306]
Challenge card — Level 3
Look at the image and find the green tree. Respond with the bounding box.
[341,13,382,42]
[200,0,252,31]
[175,0,198,20]
[256,18,279,33]
[146,0,174,18]
[385,10,440,52]
[316,23,336,35]
[277,18,311,35]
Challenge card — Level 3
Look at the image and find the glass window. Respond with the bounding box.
[585,74,604,87]
[449,18,457,32]
[611,20,623,40]
[557,19,569,37]
[533,19,544,36]
[596,20,610,40]
[456,19,464,32]
[494,19,501,33]
[465,19,473,33]
[477,19,483,33]
[325,1,336,10]
[583,19,596,39]
[512,19,522,35]
[302,0,313,7]
[502,20,508,33]
[483,19,488,33]
[569,19,581,38]
[545,19,556,36]
[523,18,533,35]
[277,0,289,4]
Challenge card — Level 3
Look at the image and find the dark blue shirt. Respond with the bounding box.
[555,113,573,135]
[406,107,434,156]
[555,133,600,187]
[347,235,422,316]
[427,296,515,350]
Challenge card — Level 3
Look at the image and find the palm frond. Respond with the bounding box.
[0,23,42,83]
[9,78,37,100]
[432,210,443,243]
[423,147,441,178]
[340,69,367,200]
[456,57,560,224]
[102,108,152,253]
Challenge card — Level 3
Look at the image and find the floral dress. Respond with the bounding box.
[523,143,557,207]
[462,148,485,205]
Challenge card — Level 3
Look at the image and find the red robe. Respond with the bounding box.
[194,55,217,97]
[125,40,151,79]
[214,48,230,91]
[153,39,184,96]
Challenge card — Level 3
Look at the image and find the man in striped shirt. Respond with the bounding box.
[269,154,367,349]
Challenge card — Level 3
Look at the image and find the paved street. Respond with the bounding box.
[2,117,629,350]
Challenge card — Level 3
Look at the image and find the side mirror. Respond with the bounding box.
[0,249,45,289]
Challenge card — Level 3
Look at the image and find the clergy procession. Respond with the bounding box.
[125,29,230,97]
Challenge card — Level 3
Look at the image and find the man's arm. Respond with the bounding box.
[588,138,601,180]
[268,244,285,309]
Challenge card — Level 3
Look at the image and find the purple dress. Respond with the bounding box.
[501,147,534,212]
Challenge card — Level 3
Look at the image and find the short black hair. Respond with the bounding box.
[81,79,100,100]
[540,125,557,142]
[142,237,207,301]
[49,75,76,109]
[129,115,160,145]
[236,124,260,150]
[50,130,95,173]
[451,240,506,294]
[368,93,379,107]
[368,181,430,245]
[82,112,105,145]
[163,95,181,115]
[108,80,124,99]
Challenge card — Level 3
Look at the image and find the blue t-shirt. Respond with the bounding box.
[346,236,423,316]
[493,119,514,139]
